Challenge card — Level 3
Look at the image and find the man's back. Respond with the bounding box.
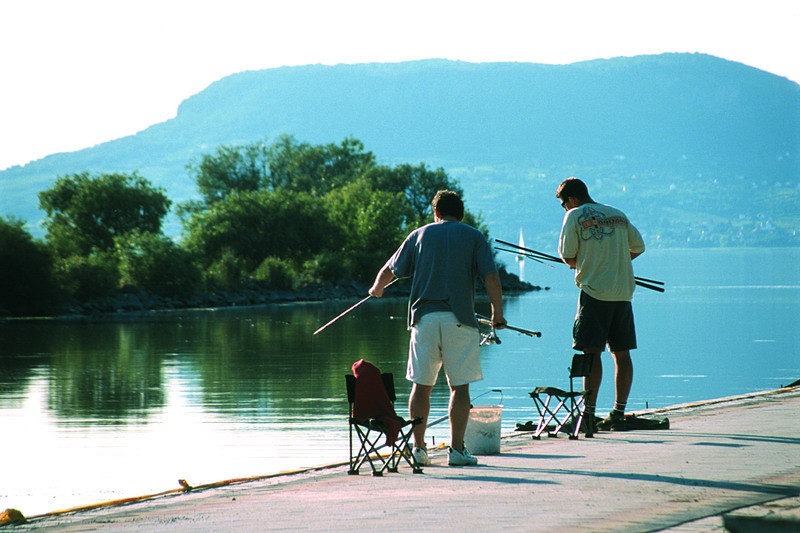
[559,203,644,301]
[390,220,496,327]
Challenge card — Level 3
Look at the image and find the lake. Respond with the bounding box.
[1,247,798,516]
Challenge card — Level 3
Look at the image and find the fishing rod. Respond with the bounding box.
[312,278,401,335]
[475,314,542,338]
[493,246,550,266]
[505,247,665,292]
[494,239,665,293]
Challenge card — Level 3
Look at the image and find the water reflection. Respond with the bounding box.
[0,301,423,428]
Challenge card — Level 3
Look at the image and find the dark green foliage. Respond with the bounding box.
[252,257,298,290]
[183,188,338,273]
[0,217,57,316]
[39,172,171,256]
[323,180,410,279]
[206,249,250,290]
[115,231,200,298]
[187,143,268,205]
[6,135,486,314]
[366,163,463,222]
[181,137,470,284]
[300,251,352,284]
[53,253,120,301]
[264,136,376,195]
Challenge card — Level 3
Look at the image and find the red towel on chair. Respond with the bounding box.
[351,359,403,445]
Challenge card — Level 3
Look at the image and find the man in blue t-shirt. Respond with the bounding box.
[369,190,506,466]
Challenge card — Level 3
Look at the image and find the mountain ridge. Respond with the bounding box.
[2,53,798,248]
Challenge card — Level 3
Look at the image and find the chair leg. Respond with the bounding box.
[569,398,582,440]
[351,423,393,476]
[348,421,359,474]
[349,418,425,476]
[532,394,570,438]
[387,432,424,474]
[532,392,592,440]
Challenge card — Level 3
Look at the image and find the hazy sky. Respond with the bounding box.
[1,0,798,171]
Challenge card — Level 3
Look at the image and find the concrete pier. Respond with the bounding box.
[8,387,800,532]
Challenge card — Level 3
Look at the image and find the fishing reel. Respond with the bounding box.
[479,329,501,346]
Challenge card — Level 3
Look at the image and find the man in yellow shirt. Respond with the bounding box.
[556,177,645,431]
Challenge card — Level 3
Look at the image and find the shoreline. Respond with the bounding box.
[2,269,543,321]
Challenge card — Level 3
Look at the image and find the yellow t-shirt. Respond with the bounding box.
[558,203,645,302]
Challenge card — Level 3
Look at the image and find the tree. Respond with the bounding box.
[115,231,200,298]
[0,217,57,316]
[182,188,340,275]
[366,162,464,222]
[52,252,119,301]
[186,143,268,205]
[39,172,171,256]
[265,135,376,195]
[323,180,410,279]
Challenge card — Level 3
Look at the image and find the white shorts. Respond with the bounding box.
[407,311,483,387]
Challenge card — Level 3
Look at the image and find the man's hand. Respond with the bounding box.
[368,285,384,298]
[369,265,394,298]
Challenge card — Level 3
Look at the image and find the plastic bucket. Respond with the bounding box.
[464,405,502,455]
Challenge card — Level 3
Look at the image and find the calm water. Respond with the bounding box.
[1,248,798,515]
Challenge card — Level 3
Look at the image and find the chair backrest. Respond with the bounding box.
[568,353,593,379]
[381,373,397,402]
[345,373,397,404]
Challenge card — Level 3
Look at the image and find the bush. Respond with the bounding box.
[0,217,57,316]
[115,231,201,298]
[206,249,249,290]
[301,252,353,284]
[252,257,298,290]
[54,253,119,301]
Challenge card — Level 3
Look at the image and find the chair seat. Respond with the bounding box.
[533,386,584,398]
[351,416,419,432]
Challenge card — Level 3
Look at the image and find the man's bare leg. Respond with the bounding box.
[583,351,603,413]
[610,350,633,413]
[409,382,432,448]
[449,384,471,450]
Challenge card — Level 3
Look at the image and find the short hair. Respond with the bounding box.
[432,190,464,221]
[556,177,590,201]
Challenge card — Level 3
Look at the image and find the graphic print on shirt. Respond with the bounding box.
[577,206,628,241]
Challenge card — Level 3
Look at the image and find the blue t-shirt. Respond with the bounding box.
[388,220,497,329]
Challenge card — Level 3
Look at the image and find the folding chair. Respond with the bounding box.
[528,353,595,440]
[346,359,424,476]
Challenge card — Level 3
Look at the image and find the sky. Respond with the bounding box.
[1,0,798,172]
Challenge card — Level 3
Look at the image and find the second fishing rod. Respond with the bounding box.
[494,238,666,293]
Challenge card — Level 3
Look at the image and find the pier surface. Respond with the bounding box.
[9,387,800,532]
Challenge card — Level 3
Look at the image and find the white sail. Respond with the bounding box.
[516,227,525,281]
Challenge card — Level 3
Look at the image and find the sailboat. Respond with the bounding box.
[515,227,525,281]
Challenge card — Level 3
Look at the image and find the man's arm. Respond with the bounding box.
[483,272,506,329]
[630,251,643,260]
[562,257,577,269]
[369,264,395,298]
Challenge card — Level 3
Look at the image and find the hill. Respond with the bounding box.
[1,53,798,249]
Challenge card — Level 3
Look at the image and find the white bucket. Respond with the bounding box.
[464,405,502,455]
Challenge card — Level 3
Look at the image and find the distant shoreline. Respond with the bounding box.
[3,268,542,321]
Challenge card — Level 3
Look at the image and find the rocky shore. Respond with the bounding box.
[57,267,543,317]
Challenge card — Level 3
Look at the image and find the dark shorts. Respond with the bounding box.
[573,291,637,353]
